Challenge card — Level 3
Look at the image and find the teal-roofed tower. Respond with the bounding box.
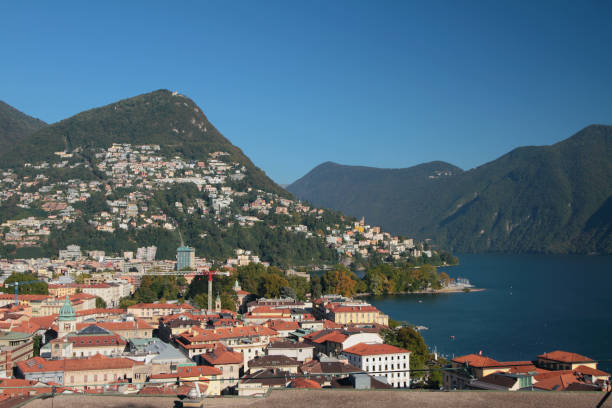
[58,295,76,338]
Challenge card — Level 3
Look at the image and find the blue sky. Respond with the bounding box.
[1,1,611,184]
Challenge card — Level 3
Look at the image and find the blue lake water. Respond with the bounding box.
[366,254,612,371]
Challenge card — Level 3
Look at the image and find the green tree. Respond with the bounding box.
[95,297,107,308]
[2,272,48,295]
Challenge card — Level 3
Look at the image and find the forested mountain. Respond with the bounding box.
[0,90,437,267]
[0,101,47,145]
[288,125,612,254]
[0,90,286,197]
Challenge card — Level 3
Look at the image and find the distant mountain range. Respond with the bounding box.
[0,100,47,145]
[288,125,612,254]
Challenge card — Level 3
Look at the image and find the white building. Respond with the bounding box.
[342,343,411,388]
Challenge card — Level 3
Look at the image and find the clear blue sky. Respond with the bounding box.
[2,1,611,184]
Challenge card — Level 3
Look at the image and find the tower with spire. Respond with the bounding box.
[58,295,76,338]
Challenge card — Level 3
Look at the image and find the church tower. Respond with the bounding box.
[215,294,222,312]
[58,295,76,338]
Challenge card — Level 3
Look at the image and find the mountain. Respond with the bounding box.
[0,89,385,268]
[288,125,612,254]
[0,90,286,197]
[0,101,47,144]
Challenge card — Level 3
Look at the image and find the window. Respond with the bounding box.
[70,376,74,384]
[94,374,98,382]
[104,374,107,381]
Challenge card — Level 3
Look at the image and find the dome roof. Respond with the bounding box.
[58,295,75,321]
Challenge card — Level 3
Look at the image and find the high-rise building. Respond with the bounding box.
[177,246,195,271]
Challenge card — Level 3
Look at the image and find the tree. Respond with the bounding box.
[322,265,358,297]
[33,335,42,357]
[2,272,48,295]
[95,297,107,308]
[279,286,296,299]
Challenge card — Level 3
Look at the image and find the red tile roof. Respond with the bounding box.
[16,354,140,373]
[128,303,195,310]
[290,378,322,389]
[573,365,610,377]
[200,343,243,365]
[76,319,153,332]
[67,333,126,347]
[452,354,502,367]
[343,343,410,356]
[537,351,594,363]
[177,365,222,377]
[178,324,277,344]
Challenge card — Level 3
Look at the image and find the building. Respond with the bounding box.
[536,351,597,371]
[199,343,243,391]
[127,302,195,324]
[177,246,195,271]
[0,332,34,377]
[15,354,141,390]
[343,343,411,388]
[324,304,389,326]
[266,341,314,362]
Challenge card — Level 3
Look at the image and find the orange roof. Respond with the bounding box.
[452,354,501,367]
[328,305,380,313]
[200,343,243,365]
[178,325,277,344]
[343,343,410,356]
[177,365,222,377]
[533,371,580,391]
[537,350,594,363]
[573,365,610,377]
[290,378,322,389]
[17,354,140,373]
[267,320,300,331]
[66,333,126,347]
[77,319,153,332]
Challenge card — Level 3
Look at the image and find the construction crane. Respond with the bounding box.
[4,280,45,307]
[136,266,230,312]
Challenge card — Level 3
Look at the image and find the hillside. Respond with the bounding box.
[0,90,286,197]
[289,161,464,236]
[0,101,47,144]
[288,125,612,254]
[0,90,440,267]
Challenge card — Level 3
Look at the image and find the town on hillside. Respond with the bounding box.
[0,144,443,267]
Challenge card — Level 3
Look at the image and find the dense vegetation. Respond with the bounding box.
[1,272,49,295]
[383,322,446,388]
[0,100,46,145]
[289,125,612,254]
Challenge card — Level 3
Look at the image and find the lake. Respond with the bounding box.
[366,253,612,371]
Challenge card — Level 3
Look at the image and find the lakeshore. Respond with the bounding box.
[366,253,612,372]
[355,287,485,297]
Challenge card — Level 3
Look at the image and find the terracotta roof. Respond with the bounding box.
[77,319,153,332]
[328,305,381,313]
[66,333,126,347]
[452,354,501,367]
[533,371,580,391]
[573,365,610,377]
[200,343,243,365]
[303,329,349,344]
[266,320,300,331]
[343,343,410,356]
[177,365,222,377]
[290,378,321,389]
[16,354,140,373]
[537,350,594,363]
[178,324,277,344]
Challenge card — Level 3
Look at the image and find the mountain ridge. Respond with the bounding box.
[0,100,47,145]
[288,125,612,254]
